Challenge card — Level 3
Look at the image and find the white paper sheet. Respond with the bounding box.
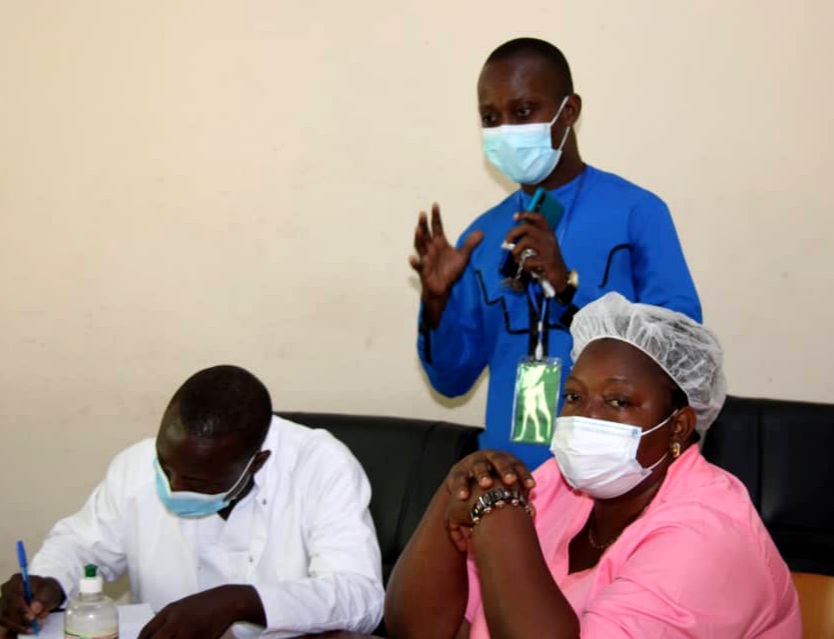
[39,603,154,639]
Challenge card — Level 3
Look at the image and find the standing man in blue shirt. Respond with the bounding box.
[411,38,700,470]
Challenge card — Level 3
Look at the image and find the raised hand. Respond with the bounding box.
[410,203,483,328]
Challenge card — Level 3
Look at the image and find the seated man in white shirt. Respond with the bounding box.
[0,365,384,638]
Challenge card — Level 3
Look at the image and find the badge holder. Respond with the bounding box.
[510,355,561,446]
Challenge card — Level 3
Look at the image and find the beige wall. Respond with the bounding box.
[1,1,832,579]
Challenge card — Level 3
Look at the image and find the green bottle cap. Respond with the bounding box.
[84,564,98,578]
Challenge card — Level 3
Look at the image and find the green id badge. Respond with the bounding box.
[510,356,562,445]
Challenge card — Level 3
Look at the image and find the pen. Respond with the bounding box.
[16,540,40,636]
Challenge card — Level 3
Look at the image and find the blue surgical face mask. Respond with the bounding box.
[481,95,571,185]
[154,453,259,518]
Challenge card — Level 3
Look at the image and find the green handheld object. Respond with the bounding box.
[530,187,565,231]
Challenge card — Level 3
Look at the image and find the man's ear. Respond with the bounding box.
[563,93,582,126]
[251,450,272,475]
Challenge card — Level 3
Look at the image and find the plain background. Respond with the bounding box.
[1,1,832,580]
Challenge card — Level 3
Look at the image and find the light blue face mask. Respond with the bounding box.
[481,95,571,185]
[154,453,258,518]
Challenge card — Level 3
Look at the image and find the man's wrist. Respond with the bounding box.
[554,269,579,305]
[218,585,266,627]
[421,292,450,330]
[544,263,568,291]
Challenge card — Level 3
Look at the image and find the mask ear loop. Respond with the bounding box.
[549,95,572,151]
[641,410,680,471]
[548,95,571,126]
[223,451,261,502]
[640,410,678,438]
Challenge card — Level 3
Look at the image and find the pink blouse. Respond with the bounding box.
[465,447,801,637]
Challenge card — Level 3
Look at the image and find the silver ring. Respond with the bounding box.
[519,248,537,265]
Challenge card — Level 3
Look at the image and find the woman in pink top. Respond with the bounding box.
[385,292,801,638]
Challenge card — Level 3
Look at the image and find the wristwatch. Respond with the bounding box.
[555,269,579,305]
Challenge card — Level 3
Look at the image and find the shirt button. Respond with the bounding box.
[262,498,267,505]
[249,556,254,563]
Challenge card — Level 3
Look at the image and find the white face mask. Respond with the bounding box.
[481,95,571,185]
[549,412,676,499]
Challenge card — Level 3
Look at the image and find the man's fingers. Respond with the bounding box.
[0,576,24,598]
[429,203,445,239]
[510,237,539,262]
[505,223,527,245]
[0,610,31,635]
[413,212,429,255]
[513,211,549,230]
[458,230,484,262]
[411,233,440,275]
[505,214,550,245]
[523,256,549,273]
[30,578,62,616]
[0,579,38,633]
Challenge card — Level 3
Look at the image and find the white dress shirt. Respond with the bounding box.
[30,415,384,638]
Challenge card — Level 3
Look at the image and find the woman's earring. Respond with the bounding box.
[670,440,681,459]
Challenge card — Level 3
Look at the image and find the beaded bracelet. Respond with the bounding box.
[470,487,533,525]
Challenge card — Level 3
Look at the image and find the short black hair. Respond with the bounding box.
[167,365,272,453]
[486,37,574,95]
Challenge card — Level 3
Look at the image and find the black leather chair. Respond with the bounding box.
[277,412,480,584]
[701,395,834,576]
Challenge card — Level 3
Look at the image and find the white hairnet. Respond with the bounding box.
[570,292,727,434]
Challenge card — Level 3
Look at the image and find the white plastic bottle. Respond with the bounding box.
[64,564,119,639]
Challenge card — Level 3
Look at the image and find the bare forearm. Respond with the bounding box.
[385,489,468,638]
[472,508,579,639]
[422,294,450,330]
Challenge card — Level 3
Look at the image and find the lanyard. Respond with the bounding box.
[527,287,549,361]
[524,166,588,359]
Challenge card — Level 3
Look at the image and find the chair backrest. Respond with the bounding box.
[701,395,834,577]
[277,412,480,584]
[791,572,834,638]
